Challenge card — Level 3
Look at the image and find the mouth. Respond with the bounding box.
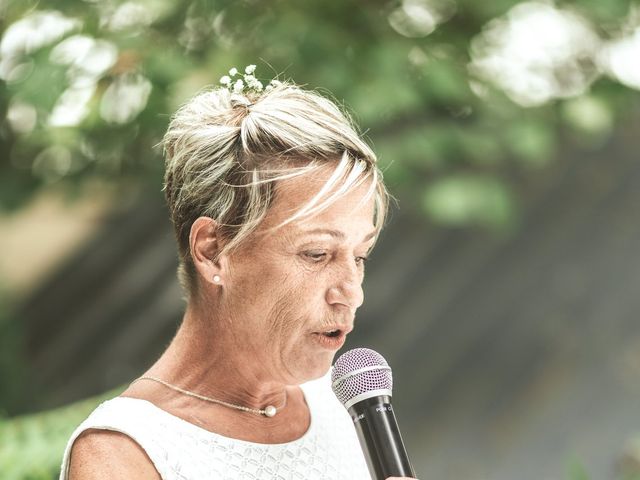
[311,325,352,349]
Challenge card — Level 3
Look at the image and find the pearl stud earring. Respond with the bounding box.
[213,275,221,283]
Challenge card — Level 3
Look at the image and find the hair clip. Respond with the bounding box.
[219,64,282,95]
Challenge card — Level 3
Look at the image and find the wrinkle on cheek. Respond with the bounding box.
[264,284,306,373]
[265,276,300,336]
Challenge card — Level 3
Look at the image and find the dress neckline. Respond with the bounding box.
[112,381,316,447]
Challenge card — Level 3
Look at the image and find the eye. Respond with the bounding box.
[303,250,328,263]
[355,255,369,266]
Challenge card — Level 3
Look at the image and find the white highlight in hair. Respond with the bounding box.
[275,155,373,229]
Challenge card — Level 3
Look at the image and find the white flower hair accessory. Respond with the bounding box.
[219,64,281,94]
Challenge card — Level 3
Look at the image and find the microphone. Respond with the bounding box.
[331,348,416,480]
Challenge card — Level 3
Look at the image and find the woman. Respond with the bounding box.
[60,65,414,480]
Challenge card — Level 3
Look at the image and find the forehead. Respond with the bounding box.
[259,164,377,237]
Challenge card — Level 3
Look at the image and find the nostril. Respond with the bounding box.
[326,282,364,310]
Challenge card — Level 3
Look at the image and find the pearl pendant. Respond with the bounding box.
[263,405,277,417]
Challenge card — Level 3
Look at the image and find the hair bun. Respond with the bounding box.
[230,94,253,110]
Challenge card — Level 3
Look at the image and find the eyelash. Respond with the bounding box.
[304,251,327,262]
[355,256,368,265]
[303,251,368,265]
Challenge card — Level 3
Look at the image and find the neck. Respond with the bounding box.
[145,301,288,411]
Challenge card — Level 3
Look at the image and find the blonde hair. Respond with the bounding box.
[163,80,389,295]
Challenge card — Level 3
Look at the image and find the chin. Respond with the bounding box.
[289,353,334,384]
[307,362,332,381]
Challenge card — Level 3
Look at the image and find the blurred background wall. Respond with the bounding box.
[1,0,640,479]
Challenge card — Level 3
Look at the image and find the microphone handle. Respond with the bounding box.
[348,395,416,480]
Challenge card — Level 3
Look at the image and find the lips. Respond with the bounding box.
[313,324,353,338]
[311,325,353,350]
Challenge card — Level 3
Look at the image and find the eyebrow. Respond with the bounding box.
[301,228,378,243]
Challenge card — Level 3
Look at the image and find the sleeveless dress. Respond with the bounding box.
[59,374,371,479]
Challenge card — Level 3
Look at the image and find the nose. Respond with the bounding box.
[325,261,364,311]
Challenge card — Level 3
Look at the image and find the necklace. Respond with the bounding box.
[131,376,285,418]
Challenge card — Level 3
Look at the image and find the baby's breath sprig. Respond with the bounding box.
[219,64,280,95]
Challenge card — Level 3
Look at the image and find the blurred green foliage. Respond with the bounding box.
[0,386,122,480]
[1,0,638,227]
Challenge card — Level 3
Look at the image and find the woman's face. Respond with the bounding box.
[224,167,378,385]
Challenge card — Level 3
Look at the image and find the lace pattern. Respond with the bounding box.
[59,374,371,480]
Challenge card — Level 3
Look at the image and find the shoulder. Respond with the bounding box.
[68,428,161,480]
[62,397,168,480]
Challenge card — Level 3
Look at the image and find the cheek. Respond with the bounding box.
[265,293,300,338]
[230,254,326,326]
[264,274,327,337]
[269,275,316,321]
[229,257,285,302]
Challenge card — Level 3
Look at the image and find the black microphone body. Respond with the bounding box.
[348,395,415,480]
[332,348,416,480]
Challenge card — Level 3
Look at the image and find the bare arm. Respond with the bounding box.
[68,429,161,480]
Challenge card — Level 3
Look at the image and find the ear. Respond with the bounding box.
[189,216,227,286]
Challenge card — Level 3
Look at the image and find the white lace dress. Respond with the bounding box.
[59,374,371,479]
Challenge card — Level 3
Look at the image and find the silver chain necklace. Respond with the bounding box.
[131,376,285,418]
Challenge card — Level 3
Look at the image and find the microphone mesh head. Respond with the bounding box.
[331,348,393,406]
